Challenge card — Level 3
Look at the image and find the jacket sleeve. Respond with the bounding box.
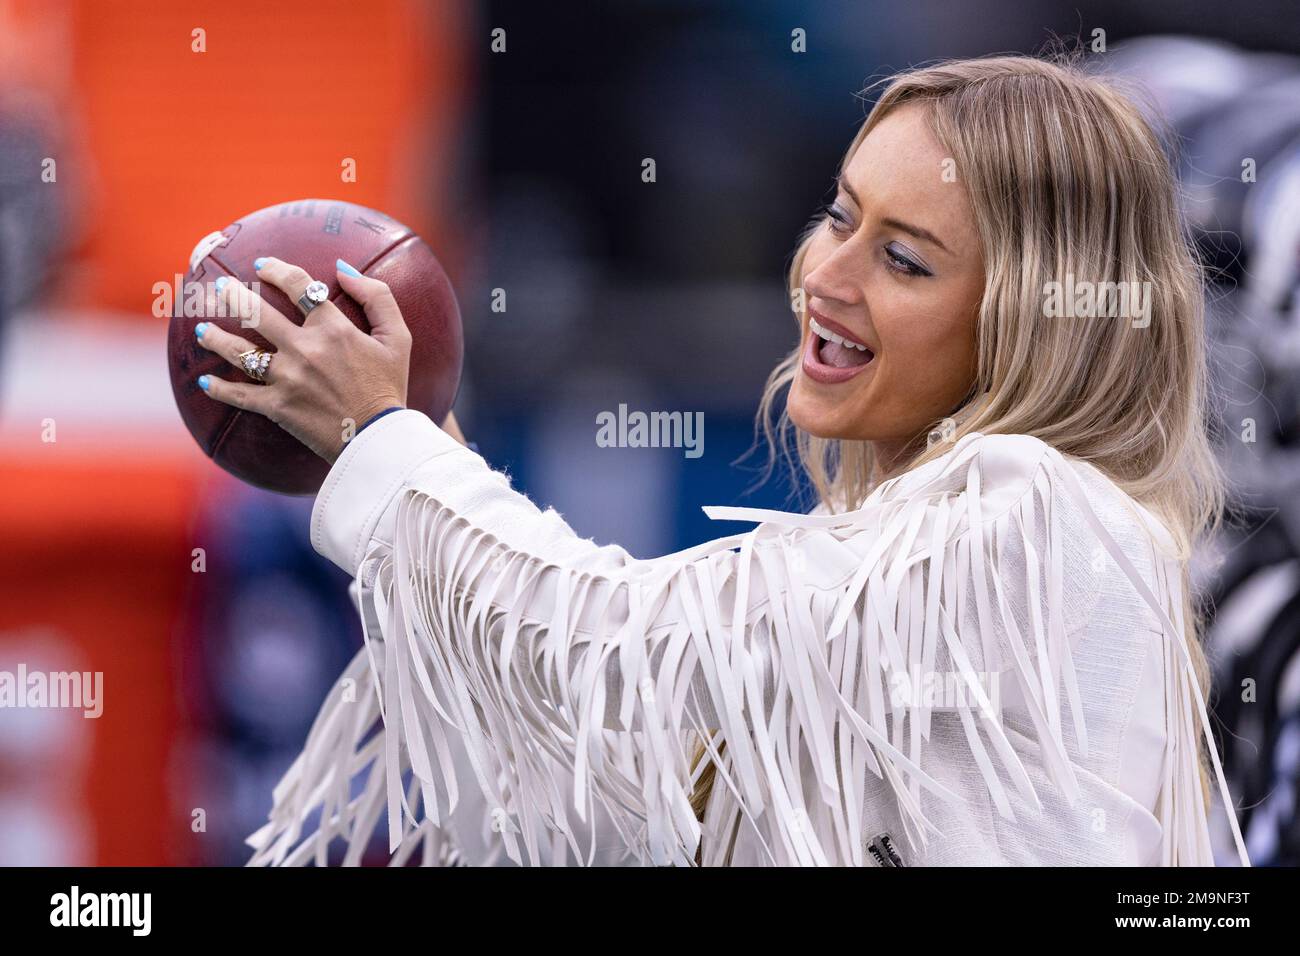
[246,410,1242,867]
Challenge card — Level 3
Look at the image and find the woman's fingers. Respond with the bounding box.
[253,256,346,327]
[334,259,411,348]
[188,258,414,464]
[197,373,277,419]
[209,275,298,346]
[195,320,277,383]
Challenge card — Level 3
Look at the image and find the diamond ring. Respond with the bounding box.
[296,280,330,315]
[238,348,273,383]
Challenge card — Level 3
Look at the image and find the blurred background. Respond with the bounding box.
[1,0,1299,865]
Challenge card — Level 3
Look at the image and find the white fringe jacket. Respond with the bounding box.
[246,410,1251,867]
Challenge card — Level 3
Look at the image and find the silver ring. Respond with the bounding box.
[296,280,330,314]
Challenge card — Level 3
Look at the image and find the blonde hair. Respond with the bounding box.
[695,54,1225,841]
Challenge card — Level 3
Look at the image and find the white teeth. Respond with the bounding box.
[810,316,870,352]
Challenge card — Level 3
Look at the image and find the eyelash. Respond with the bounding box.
[824,203,933,278]
[884,244,931,278]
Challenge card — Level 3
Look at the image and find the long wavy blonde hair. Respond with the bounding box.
[693,54,1225,836]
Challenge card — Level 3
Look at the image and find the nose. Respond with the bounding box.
[803,245,865,310]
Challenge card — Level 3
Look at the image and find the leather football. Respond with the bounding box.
[167,199,463,495]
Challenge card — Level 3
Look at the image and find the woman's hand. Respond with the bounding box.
[194,257,411,464]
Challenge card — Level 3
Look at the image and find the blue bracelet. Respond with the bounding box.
[358,405,404,434]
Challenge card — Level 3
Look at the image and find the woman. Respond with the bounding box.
[200,55,1250,866]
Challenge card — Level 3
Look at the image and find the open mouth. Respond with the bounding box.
[810,316,873,367]
[802,314,875,384]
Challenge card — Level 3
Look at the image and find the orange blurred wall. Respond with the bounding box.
[0,0,471,864]
[64,0,472,316]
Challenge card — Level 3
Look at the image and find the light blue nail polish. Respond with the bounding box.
[198,375,211,391]
[214,276,229,292]
[195,322,208,339]
[336,258,362,278]
[253,257,267,270]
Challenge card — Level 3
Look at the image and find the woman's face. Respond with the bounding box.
[789,103,985,452]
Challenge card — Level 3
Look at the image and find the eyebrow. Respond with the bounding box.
[838,178,951,255]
